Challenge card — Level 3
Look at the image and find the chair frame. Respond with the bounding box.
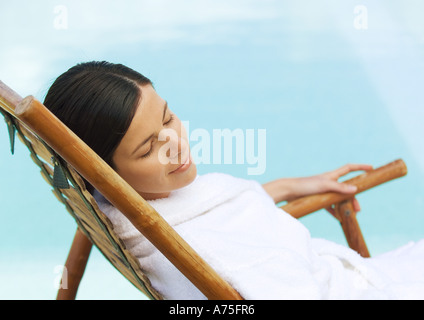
[0,80,407,300]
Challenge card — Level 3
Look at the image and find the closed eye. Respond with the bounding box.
[140,145,153,158]
[164,114,174,125]
[140,114,174,159]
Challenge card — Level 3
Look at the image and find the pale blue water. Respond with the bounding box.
[1,1,424,299]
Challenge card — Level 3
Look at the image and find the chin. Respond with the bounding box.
[184,164,198,184]
[175,163,197,189]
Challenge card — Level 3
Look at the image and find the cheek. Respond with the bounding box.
[116,157,167,191]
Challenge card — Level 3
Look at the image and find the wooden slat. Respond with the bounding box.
[0,82,163,299]
[17,122,54,164]
[0,80,22,115]
[282,159,407,218]
[335,199,370,258]
[15,95,243,300]
[57,228,93,300]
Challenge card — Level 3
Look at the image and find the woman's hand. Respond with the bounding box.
[263,163,373,217]
[295,164,373,217]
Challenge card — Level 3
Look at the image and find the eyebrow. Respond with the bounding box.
[131,101,168,156]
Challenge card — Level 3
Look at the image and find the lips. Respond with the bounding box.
[170,154,192,174]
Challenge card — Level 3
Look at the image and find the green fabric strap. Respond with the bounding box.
[51,156,70,189]
[1,111,16,155]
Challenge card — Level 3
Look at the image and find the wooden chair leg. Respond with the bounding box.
[57,228,93,300]
[334,199,370,258]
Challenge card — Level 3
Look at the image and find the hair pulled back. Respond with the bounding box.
[44,61,152,167]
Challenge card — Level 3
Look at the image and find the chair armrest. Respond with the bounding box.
[281,159,407,219]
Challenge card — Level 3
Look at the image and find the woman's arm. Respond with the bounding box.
[263,164,373,213]
[262,177,304,204]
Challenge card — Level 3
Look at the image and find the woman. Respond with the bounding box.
[44,61,424,299]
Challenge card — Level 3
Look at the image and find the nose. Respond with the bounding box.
[158,128,189,164]
[167,134,181,160]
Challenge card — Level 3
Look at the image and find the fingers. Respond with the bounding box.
[322,163,374,194]
[352,197,361,212]
[324,180,357,194]
[333,163,373,178]
[322,163,373,182]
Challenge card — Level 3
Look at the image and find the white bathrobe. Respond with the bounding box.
[95,173,424,300]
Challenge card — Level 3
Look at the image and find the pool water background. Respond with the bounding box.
[0,0,423,299]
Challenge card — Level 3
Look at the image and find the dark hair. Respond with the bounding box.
[44,61,152,168]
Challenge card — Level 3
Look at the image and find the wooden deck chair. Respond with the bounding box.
[0,80,408,300]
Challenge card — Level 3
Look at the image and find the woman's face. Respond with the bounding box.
[112,84,197,200]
